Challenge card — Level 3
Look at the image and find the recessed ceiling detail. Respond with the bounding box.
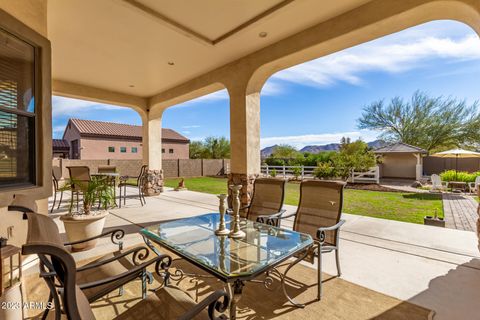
[121,0,294,46]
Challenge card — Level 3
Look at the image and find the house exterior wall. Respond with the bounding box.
[62,125,189,160]
[379,153,417,179]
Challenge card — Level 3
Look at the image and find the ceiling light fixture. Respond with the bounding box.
[167,61,175,66]
[259,32,268,38]
[129,84,135,88]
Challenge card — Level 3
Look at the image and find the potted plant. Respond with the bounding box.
[60,178,116,251]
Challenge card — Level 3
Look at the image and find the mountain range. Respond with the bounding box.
[261,139,386,158]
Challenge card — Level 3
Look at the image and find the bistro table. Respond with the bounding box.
[448,181,467,193]
[140,213,313,319]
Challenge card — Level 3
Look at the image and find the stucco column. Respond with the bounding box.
[227,84,261,208]
[142,114,164,196]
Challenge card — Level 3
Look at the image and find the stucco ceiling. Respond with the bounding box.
[48,0,371,97]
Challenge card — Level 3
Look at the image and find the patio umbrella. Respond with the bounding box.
[431,148,480,180]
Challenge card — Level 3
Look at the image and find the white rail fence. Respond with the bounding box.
[261,164,380,183]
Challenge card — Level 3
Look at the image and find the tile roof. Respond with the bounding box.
[52,139,70,149]
[67,118,189,142]
[373,142,427,154]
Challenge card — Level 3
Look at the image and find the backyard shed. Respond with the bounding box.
[374,143,427,180]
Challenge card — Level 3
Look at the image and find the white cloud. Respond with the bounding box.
[53,125,66,135]
[271,34,480,89]
[260,130,378,149]
[182,125,201,129]
[52,96,124,117]
[182,130,191,134]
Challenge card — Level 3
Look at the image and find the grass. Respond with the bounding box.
[165,177,444,224]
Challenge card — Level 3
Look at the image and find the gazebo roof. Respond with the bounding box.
[373,142,427,154]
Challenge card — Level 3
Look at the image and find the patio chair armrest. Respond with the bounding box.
[7,205,34,219]
[276,211,297,220]
[256,209,287,226]
[178,290,229,320]
[64,229,125,249]
[78,254,173,290]
[317,219,345,244]
[76,246,152,272]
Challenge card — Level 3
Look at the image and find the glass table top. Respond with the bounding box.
[140,213,313,281]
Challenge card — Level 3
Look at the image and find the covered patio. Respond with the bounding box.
[2,0,480,319]
[26,187,478,320]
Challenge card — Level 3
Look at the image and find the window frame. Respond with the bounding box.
[0,9,51,196]
[169,148,174,154]
[108,146,115,153]
[131,147,138,153]
[120,146,127,153]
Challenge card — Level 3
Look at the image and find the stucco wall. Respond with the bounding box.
[380,153,417,179]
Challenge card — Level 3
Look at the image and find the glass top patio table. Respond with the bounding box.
[140,213,313,282]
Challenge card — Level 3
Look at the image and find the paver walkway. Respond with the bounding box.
[443,193,478,232]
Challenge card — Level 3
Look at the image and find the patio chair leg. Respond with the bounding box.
[138,186,143,206]
[69,191,74,213]
[317,247,322,301]
[124,185,127,205]
[141,269,147,299]
[118,186,122,208]
[50,191,57,213]
[335,249,341,277]
[57,190,63,210]
[76,192,79,212]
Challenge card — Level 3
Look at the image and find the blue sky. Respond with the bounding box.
[52,20,480,149]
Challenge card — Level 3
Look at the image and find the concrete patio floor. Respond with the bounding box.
[46,187,480,320]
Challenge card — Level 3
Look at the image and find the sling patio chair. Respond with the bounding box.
[67,166,92,213]
[22,212,230,320]
[10,206,162,320]
[239,178,287,226]
[51,167,69,213]
[272,180,346,301]
[118,164,148,208]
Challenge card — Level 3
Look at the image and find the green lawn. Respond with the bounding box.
[165,177,443,224]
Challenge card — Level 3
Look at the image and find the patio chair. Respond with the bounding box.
[67,166,91,213]
[21,212,230,320]
[242,178,287,226]
[469,176,480,193]
[431,174,448,191]
[274,180,346,300]
[119,164,148,208]
[51,167,67,213]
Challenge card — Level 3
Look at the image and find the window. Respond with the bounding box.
[169,149,174,154]
[71,140,79,159]
[108,146,115,152]
[120,147,127,153]
[131,147,137,153]
[0,28,36,187]
[162,148,165,153]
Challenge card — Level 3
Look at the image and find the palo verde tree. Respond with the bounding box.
[357,91,480,152]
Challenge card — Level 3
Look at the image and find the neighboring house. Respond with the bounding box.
[374,142,427,180]
[61,118,189,160]
[52,139,70,158]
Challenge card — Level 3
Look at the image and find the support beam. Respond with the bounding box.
[142,114,164,196]
[227,84,261,207]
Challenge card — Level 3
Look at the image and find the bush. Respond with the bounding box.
[265,157,285,166]
[313,163,336,179]
[440,170,478,183]
[270,168,277,178]
[292,166,302,180]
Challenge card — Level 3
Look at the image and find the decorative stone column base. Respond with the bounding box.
[142,169,164,196]
[227,173,258,215]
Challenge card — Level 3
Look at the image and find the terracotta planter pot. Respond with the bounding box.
[60,211,108,252]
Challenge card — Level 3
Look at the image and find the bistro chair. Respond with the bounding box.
[242,178,287,226]
[21,212,230,320]
[275,180,346,300]
[119,164,148,207]
[67,166,91,213]
[51,167,67,213]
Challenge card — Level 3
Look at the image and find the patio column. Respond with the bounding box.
[227,83,261,208]
[142,114,164,196]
